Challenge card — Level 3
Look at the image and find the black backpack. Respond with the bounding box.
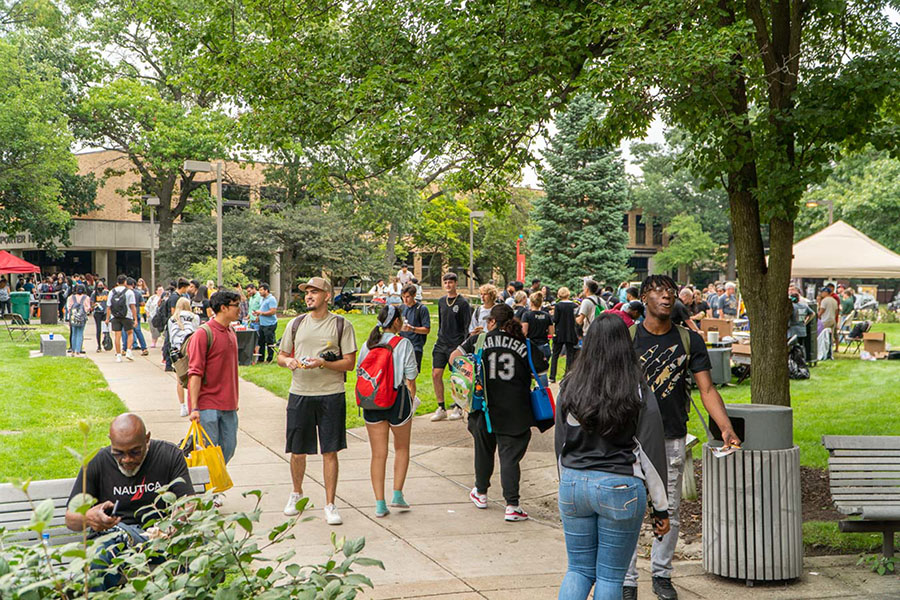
[151,292,170,330]
[109,288,128,319]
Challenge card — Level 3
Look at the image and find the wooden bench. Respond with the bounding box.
[822,435,900,558]
[0,466,210,547]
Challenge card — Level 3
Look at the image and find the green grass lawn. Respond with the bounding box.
[0,324,127,482]
[238,309,572,429]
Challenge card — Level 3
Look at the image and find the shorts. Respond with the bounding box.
[286,392,347,455]
[110,317,134,332]
[413,350,423,372]
[432,342,455,370]
[363,385,413,427]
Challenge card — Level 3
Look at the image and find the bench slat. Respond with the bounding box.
[833,496,900,503]
[823,436,900,451]
[833,450,900,458]
[828,463,900,472]
[829,486,900,494]
[829,457,900,465]
[829,471,900,480]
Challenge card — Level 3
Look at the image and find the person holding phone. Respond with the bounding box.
[555,314,670,600]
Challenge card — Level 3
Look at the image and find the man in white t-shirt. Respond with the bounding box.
[105,274,138,362]
[575,279,601,337]
[277,277,357,525]
[396,264,414,286]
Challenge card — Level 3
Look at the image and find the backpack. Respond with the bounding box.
[109,288,129,319]
[450,332,487,412]
[589,295,604,319]
[173,323,213,388]
[355,336,403,410]
[70,296,88,327]
[151,292,170,331]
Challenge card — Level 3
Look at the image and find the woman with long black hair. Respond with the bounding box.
[555,313,670,600]
[357,304,419,518]
[450,303,548,522]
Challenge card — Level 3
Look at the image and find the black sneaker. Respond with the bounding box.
[651,576,678,600]
[623,586,638,600]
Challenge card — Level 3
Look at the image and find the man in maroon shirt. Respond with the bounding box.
[187,290,241,467]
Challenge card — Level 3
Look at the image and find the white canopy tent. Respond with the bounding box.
[791,220,900,279]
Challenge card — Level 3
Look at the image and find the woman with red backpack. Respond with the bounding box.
[356,304,419,518]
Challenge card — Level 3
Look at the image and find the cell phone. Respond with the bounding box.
[654,518,664,541]
[105,500,119,517]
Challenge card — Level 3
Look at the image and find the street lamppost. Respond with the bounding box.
[183,160,224,288]
[141,194,160,292]
[805,198,834,225]
[469,210,485,295]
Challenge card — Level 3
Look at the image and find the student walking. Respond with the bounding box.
[431,272,472,422]
[106,274,137,362]
[187,290,242,506]
[168,297,199,417]
[357,304,419,517]
[90,282,109,352]
[254,283,278,363]
[521,291,553,359]
[550,287,579,383]
[66,284,91,355]
[623,275,741,600]
[145,285,165,348]
[469,284,498,335]
[555,314,670,600]
[575,280,602,338]
[127,278,149,355]
[400,284,431,372]
[277,277,357,525]
[450,303,548,522]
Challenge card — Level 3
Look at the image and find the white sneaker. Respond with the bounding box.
[283,492,304,516]
[430,407,447,422]
[115,354,122,363]
[125,350,134,361]
[324,503,342,525]
[469,487,488,509]
[180,404,189,417]
[448,407,464,421]
[413,395,422,414]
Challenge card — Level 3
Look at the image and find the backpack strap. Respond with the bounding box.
[525,339,547,390]
[199,323,213,386]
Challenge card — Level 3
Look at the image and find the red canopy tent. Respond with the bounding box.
[0,250,39,274]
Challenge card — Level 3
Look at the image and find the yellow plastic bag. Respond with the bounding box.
[179,421,233,493]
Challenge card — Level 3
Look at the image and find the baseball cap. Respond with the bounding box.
[627,300,645,316]
[298,277,332,293]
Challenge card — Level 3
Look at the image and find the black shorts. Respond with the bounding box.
[285,392,347,455]
[110,317,134,332]
[363,385,414,427]
[432,342,456,370]
[413,350,423,372]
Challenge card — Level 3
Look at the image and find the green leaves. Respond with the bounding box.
[652,215,717,281]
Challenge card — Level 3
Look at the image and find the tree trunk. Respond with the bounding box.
[384,219,399,273]
[279,248,295,308]
[726,228,737,280]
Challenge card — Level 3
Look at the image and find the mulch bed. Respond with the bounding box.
[680,463,842,551]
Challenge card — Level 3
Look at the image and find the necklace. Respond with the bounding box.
[445,295,458,307]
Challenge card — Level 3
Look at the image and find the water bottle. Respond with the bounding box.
[41,531,51,567]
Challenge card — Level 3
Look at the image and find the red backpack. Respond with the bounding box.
[355,336,403,410]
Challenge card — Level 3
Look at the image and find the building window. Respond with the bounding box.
[222,184,250,214]
[628,256,649,280]
[420,253,442,287]
[259,186,286,212]
[622,214,630,232]
[653,222,664,246]
[635,214,646,245]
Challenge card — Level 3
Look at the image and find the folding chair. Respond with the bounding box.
[3,313,36,342]
[845,320,871,354]
[835,311,855,350]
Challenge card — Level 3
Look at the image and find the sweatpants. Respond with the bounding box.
[467,410,531,506]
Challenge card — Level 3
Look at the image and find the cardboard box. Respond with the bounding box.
[863,332,886,355]
[701,318,734,338]
[732,343,751,355]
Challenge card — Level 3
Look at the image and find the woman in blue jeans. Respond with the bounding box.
[555,314,670,600]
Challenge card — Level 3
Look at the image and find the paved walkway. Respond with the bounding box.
[83,331,897,599]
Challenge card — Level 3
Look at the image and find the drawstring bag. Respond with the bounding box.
[179,421,233,493]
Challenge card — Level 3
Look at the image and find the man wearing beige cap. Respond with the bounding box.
[277,277,357,525]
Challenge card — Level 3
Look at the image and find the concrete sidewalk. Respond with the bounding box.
[84,331,898,599]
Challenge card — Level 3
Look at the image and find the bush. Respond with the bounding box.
[0,485,382,599]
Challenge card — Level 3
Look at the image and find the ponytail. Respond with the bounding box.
[367,304,402,349]
[489,303,525,342]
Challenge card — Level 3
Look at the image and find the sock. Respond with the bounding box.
[438,402,446,410]
[391,490,407,506]
[375,500,388,515]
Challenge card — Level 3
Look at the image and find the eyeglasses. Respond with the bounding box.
[228,302,241,308]
[647,286,676,295]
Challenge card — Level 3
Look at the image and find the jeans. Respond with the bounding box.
[70,325,85,353]
[558,467,647,600]
[198,409,239,464]
[258,324,277,362]
[94,312,105,349]
[90,523,151,591]
[131,322,147,350]
[625,436,685,586]
[0,299,9,314]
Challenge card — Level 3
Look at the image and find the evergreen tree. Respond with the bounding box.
[531,95,631,291]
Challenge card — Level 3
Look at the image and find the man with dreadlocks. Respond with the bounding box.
[623,274,740,600]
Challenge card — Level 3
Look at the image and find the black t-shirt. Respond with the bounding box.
[191,298,210,323]
[514,305,528,321]
[691,301,710,316]
[552,300,579,344]
[632,323,711,438]
[68,440,193,528]
[91,290,109,314]
[459,330,548,435]
[400,302,431,352]
[165,291,185,317]
[671,300,693,327]
[523,309,552,344]
[437,295,471,348]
